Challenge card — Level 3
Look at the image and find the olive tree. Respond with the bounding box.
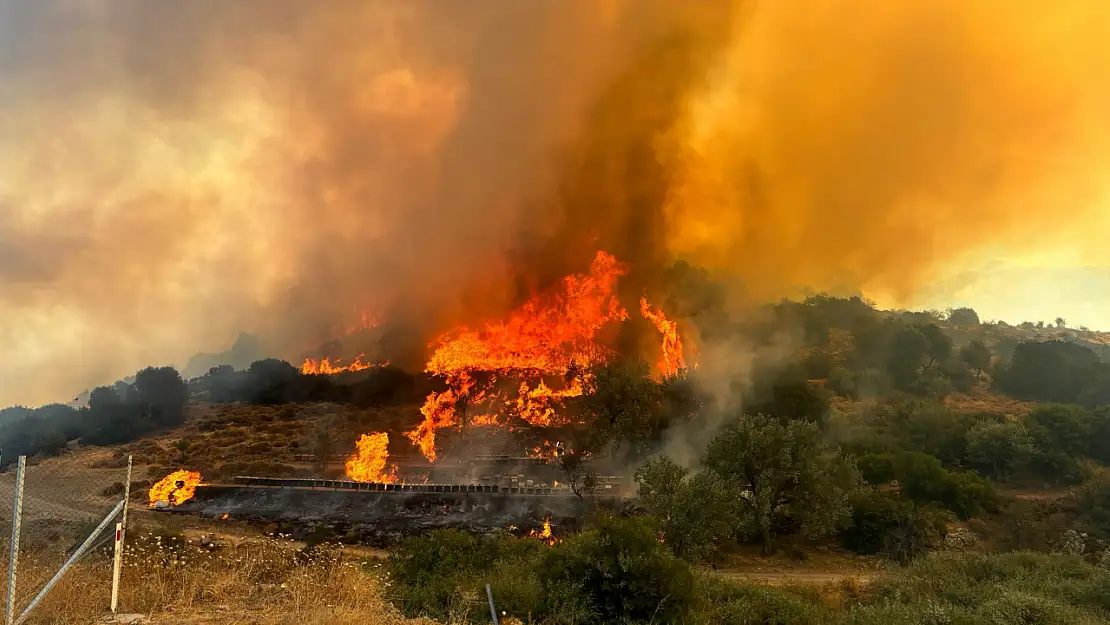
[703,414,862,553]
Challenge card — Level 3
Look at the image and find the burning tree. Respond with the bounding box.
[405,250,692,463]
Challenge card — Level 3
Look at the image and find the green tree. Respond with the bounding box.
[703,415,861,553]
[841,491,941,563]
[579,362,668,457]
[959,340,992,379]
[1025,404,1093,483]
[634,456,734,561]
[133,366,189,427]
[948,307,981,326]
[916,323,953,371]
[1055,317,1067,328]
[965,420,1033,480]
[885,325,929,391]
[171,438,191,464]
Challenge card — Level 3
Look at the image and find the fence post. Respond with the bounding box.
[111,455,133,613]
[485,583,500,625]
[14,499,124,625]
[5,457,25,625]
[110,523,122,613]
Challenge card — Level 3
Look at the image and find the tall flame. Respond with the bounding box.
[406,251,629,461]
[346,432,399,483]
[639,297,686,378]
[148,470,202,507]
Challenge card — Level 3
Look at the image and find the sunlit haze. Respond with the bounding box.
[2,0,1110,407]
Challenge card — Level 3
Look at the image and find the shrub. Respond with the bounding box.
[696,575,826,625]
[536,515,695,624]
[841,491,942,563]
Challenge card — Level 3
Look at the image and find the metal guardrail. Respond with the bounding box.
[222,476,622,496]
[228,476,568,495]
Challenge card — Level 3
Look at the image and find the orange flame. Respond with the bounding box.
[345,432,398,483]
[300,354,388,375]
[344,310,381,335]
[639,297,686,378]
[528,440,560,460]
[529,517,560,546]
[406,251,629,461]
[149,470,202,507]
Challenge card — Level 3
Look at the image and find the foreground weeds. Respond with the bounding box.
[11,529,433,625]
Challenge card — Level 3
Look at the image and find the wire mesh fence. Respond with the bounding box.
[0,451,132,623]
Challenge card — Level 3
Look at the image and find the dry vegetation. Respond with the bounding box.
[112,403,418,482]
[10,527,439,625]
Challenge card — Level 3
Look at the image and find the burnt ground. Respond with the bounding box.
[165,484,623,546]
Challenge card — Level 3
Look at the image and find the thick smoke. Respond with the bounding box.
[2,0,1109,406]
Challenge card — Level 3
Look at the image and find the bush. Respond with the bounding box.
[387,529,544,622]
[886,452,998,520]
[841,491,943,563]
[536,515,695,624]
[696,575,827,625]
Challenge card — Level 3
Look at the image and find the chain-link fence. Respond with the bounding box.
[0,451,132,624]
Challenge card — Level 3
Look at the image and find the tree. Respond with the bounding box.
[840,491,940,563]
[579,362,668,457]
[311,425,334,475]
[83,386,147,445]
[1055,317,1067,329]
[916,324,953,371]
[702,415,861,553]
[172,439,191,464]
[948,307,981,326]
[1024,404,1092,483]
[965,421,1033,480]
[885,325,930,391]
[133,367,189,427]
[557,450,597,500]
[748,365,830,427]
[993,341,1101,403]
[245,359,303,404]
[634,456,734,561]
[959,341,992,379]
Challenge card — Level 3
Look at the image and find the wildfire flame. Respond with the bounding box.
[529,517,559,546]
[149,470,202,507]
[528,440,560,460]
[345,432,399,483]
[301,354,388,375]
[406,251,629,461]
[402,251,694,462]
[639,297,686,378]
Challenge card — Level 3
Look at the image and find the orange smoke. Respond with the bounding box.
[346,432,399,483]
[149,470,202,507]
[407,251,629,461]
[639,297,686,378]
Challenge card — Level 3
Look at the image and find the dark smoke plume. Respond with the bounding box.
[2,0,1109,406]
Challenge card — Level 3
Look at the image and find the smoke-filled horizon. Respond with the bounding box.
[2,0,1109,407]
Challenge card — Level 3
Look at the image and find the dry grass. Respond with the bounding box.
[110,402,419,481]
[12,529,439,625]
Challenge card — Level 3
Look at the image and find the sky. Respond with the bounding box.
[2,0,1110,407]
